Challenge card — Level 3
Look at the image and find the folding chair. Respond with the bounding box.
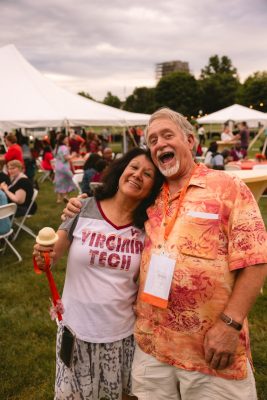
[72,172,84,194]
[71,159,85,174]
[36,157,53,183]
[0,203,22,262]
[12,188,38,241]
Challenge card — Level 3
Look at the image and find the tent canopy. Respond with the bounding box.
[0,44,150,130]
[197,104,267,127]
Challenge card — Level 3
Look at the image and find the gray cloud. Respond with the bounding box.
[1,0,267,100]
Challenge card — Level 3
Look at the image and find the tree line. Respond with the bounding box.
[78,55,267,118]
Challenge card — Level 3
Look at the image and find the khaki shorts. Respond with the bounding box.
[132,345,257,400]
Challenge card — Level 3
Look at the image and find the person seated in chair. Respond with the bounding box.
[0,189,11,235]
[0,160,10,185]
[81,153,102,195]
[204,142,225,170]
[0,160,37,217]
[41,145,54,179]
[91,159,109,183]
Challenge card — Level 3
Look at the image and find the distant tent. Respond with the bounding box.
[197,104,267,127]
[0,44,150,130]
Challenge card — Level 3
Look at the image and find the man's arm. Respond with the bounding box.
[204,263,267,370]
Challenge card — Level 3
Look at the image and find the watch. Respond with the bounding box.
[220,313,242,331]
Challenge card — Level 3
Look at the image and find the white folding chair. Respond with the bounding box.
[72,173,84,194]
[71,159,85,174]
[0,203,22,262]
[12,189,38,241]
[201,147,208,156]
[36,157,53,183]
[114,153,123,159]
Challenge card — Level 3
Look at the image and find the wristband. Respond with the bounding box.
[220,313,242,331]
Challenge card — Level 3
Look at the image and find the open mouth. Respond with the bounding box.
[158,151,175,164]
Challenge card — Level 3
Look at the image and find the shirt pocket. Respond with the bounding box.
[177,213,220,260]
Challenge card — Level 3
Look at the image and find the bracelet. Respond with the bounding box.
[220,313,242,331]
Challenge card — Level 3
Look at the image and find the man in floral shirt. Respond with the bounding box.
[63,108,267,400]
[132,108,267,400]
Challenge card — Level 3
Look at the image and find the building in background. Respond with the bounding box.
[155,60,189,80]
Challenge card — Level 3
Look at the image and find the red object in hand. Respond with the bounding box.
[33,251,63,321]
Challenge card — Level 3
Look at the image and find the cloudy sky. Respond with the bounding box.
[1,0,267,101]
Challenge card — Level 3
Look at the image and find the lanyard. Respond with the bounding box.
[162,164,198,241]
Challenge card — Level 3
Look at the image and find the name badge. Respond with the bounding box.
[141,253,175,308]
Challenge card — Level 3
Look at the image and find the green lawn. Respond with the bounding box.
[0,178,267,399]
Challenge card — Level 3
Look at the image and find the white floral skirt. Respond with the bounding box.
[54,325,135,400]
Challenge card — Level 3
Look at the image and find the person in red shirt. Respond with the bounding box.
[41,145,54,179]
[91,159,108,182]
[41,145,54,171]
[69,131,85,155]
[4,133,24,166]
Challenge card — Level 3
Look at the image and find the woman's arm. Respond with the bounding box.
[0,183,26,204]
[64,153,75,161]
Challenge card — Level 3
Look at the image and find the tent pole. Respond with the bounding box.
[64,119,70,136]
[122,128,127,154]
[248,126,265,150]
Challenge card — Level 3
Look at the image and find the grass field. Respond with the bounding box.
[0,175,267,400]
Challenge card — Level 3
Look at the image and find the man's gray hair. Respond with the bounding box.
[145,108,195,143]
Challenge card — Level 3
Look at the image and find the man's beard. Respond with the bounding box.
[158,160,180,177]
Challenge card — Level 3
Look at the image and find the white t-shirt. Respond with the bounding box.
[198,127,205,137]
[59,197,145,343]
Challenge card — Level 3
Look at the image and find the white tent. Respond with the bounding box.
[197,104,267,127]
[0,44,150,130]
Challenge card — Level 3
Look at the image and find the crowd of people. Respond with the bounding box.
[31,108,266,400]
[195,120,253,170]
[0,127,115,235]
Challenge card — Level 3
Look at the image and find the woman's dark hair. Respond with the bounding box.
[94,147,164,228]
[95,159,108,173]
[208,141,218,154]
[83,153,102,170]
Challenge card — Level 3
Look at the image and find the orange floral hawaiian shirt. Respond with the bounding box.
[135,164,267,380]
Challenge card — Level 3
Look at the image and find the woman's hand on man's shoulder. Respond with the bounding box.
[61,193,88,220]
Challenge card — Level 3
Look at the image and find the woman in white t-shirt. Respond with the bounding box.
[204,142,225,170]
[221,125,235,142]
[33,148,163,400]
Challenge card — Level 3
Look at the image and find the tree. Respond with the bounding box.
[78,91,94,100]
[102,91,121,109]
[123,87,156,114]
[199,55,240,113]
[155,72,200,117]
[240,71,267,112]
[200,55,238,78]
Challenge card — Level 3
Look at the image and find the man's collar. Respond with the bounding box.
[189,163,209,189]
